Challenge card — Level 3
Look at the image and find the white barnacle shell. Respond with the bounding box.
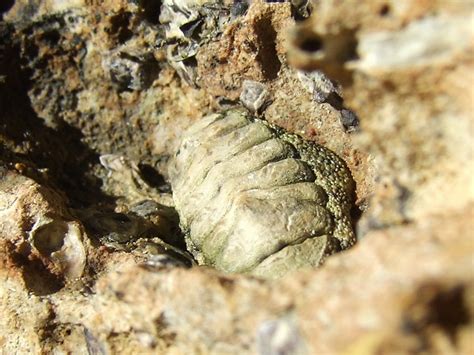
[29,215,86,280]
[169,109,355,278]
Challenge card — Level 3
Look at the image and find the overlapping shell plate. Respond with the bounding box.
[170,109,355,278]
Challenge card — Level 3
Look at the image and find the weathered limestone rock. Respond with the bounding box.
[0,0,473,353]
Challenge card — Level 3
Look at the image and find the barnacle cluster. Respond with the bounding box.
[170,109,355,278]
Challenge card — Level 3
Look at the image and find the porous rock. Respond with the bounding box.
[0,0,473,353]
[0,169,87,287]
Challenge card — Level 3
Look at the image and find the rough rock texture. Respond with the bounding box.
[1,0,473,353]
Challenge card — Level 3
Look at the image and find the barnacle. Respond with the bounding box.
[29,215,86,280]
[170,109,355,278]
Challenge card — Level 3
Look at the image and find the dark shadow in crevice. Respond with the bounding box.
[138,163,172,193]
[427,285,470,342]
[379,4,391,17]
[139,0,162,25]
[77,205,190,264]
[108,11,133,44]
[0,23,115,208]
[320,92,360,131]
[6,241,64,296]
[254,15,281,80]
[0,0,15,16]
[402,283,470,346]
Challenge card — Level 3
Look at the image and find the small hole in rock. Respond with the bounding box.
[428,285,470,341]
[39,30,61,46]
[254,15,282,80]
[402,283,471,345]
[379,4,391,16]
[138,163,171,192]
[299,35,324,53]
[23,42,39,59]
[109,12,133,43]
[140,0,162,25]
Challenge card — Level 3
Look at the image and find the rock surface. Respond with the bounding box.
[1,0,473,353]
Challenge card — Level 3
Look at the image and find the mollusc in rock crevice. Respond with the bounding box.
[170,109,355,278]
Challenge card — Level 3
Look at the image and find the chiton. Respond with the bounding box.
[170,109,355,278]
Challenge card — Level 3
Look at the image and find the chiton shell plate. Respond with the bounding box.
[170,109,355,278]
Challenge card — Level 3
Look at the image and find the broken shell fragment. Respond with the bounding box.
[29,216,86,280]
[287,22,358,72]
